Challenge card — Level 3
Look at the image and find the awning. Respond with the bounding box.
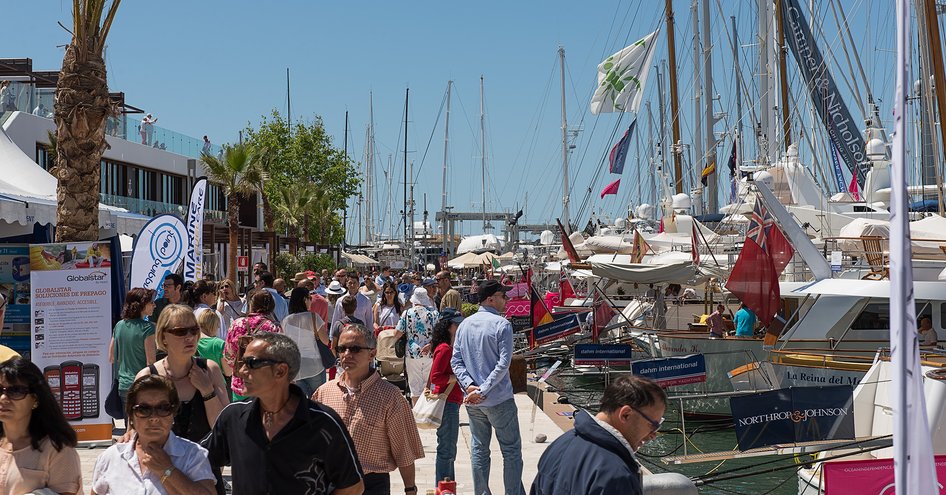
[342,252,380,266]
[792,279,946,301]
[589,260,699,285]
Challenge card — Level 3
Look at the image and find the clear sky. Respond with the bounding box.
[3,1,899,240]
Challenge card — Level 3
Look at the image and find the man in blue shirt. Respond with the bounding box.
[733,303,757,338]
[243,271,289,321]
[451,279,523,495]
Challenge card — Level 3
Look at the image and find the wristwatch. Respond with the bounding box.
[202,390,217,401]
[160,466,175,484]
[404,486,417,493]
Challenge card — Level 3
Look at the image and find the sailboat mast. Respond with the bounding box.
[365,93,375,244]
[441,81,452,236]
[286,68,291,127]
[923,0,946,214]
[733,16,744,182]
[775,0,792,151]
[403,88,409,249]
[480,75,489,232]
[691,0,703,213]
[664,0,684,194]
[702,0,717,213]
[558,47,572,232]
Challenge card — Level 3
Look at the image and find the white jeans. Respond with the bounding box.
[406,355,433,398]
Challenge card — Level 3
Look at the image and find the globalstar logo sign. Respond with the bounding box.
[66,271,108,282]
[736,407,849,427]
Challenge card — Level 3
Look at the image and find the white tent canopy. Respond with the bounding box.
[342,252,379,267]
[456,234,504,255]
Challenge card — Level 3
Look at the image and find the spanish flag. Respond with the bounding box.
[700,160,716,186]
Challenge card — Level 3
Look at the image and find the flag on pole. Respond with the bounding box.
[746,200,795,275]
[847,174,861,201]
[557,219,581,263]
[891,1,938,490]
[591,289,615,342]
[727,138,738,202]
[600,178,621,198]
[609,120,636,174]
[559,268,576,302]
[700,161,716,187]
[591,29,660,114]
[630,230,651,263]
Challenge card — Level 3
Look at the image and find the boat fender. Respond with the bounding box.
[642,472,698,495]
[925,368,946,381]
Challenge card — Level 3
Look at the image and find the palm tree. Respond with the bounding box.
[202,143,263,284]
[53,0,122,242]
[272,182,317,239]
[249,145,276,233]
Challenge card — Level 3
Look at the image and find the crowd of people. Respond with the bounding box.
[0,261,668,495]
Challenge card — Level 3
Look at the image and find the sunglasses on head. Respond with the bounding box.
[336,345,373,355]
[165,325,200,337]
[0,385,30,400]
[239,356,283,370]
[133,402,175,418]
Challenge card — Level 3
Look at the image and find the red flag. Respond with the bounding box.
[600,178,621,198]
[848,174,861,201]
[725,237,780,326]
[559,268,576,302]
[747,200,794,275]
[591,290,614,342]
[557,219,581,263]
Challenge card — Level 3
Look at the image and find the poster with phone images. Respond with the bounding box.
[30,242,113,443]
[0,245,31,358]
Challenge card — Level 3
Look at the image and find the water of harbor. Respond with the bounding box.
[550,377,800,495]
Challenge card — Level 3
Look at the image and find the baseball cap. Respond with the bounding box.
[477,279,509,301]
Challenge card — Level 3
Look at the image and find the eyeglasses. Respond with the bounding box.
[165,325,200,337]
[0,385,30,400]
[239,356,283,370]
[336,345,374,355]
[631,406,664,432]
[132,402,175,418]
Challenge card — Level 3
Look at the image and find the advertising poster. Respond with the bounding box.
[632,354,707,387]
[0,245,31,358]
[574,343,633,367]
[129,214,186,299]
[824,455,946,495]
[30,242,113,443]
[531,313,581,346]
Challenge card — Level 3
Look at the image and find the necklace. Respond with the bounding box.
[164,358,193,381]
[261,396,292,429]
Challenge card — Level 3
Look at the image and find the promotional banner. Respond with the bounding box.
[129,214,186,299]
[574,343,632,366]
[531,313,581,346]
[184,177,208,283]
[0,245,31,358]
[729,385,855,451]
[824,455,946,495]
[30,242,113,443]
[632,354,707,387]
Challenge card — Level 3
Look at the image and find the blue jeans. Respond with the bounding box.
[466,398,524,495]
[294,370,327,399]
[436,401,461,484]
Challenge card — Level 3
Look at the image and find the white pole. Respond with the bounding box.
[892,1,937,492]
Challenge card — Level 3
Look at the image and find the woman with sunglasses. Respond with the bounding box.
[223,291,283,400]
[215,279,243,332]
[92,375,216,495]
[372,281,402,335]
[0,358,82,495]
[281,287,330,397]
[112,287,158,408]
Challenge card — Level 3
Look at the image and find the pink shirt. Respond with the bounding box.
[309,294,329,323]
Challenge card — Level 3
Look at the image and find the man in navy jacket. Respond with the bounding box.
[530,375,667,495]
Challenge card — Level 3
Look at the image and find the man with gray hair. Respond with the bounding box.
[203,332,364,494]
[314,324,424,495]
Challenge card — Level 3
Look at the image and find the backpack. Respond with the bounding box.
[375,328,405,382]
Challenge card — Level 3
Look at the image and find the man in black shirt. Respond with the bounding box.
[202,333,364,495]
[153,273,183,322]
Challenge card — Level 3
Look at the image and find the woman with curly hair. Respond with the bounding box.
[223,290,283,399]
[111,287,157,407]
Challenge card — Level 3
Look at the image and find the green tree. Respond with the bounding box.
[243,110,360,244]
[201,143,264,284]
[53,0,122,241]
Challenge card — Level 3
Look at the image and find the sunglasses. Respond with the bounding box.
[165,325,200,337]
[239,356,283,370]
[132,402,175,418]
[631,406,665,432]
[336,345,373,355]
[0,385,30,400]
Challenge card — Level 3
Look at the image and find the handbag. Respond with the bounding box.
[412,376,456,429]
[311,312,336,368]
[105,378,124,419]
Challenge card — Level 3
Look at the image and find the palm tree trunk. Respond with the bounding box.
[53,43,112,242]
[261,193,275,232]
[227,193,240,286]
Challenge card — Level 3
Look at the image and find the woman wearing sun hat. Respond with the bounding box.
[394,286,440,402]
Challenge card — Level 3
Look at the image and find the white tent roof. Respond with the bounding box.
[342,252,380,266]
[456,234,503,255]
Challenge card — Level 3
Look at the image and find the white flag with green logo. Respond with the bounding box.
[591,29,659,114]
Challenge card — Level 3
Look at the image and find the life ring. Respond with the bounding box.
[925,368,946,380]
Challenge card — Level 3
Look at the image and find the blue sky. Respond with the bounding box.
[4,1,899,240]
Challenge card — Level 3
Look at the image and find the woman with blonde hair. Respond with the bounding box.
[215,278,243,331]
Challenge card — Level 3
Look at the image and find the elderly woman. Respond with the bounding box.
[224,291,283,399]
[92,375,216,494]
[0,358,82,494]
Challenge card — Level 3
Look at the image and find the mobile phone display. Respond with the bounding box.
[44,366,61,405]
[60,361,82,420]
[81,363,99,418]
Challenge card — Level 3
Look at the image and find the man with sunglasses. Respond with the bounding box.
[314,323,424,495]
[202,332,364,495]
[530,375,667,495]
[153,273,183,323]
[450,279,524,495]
